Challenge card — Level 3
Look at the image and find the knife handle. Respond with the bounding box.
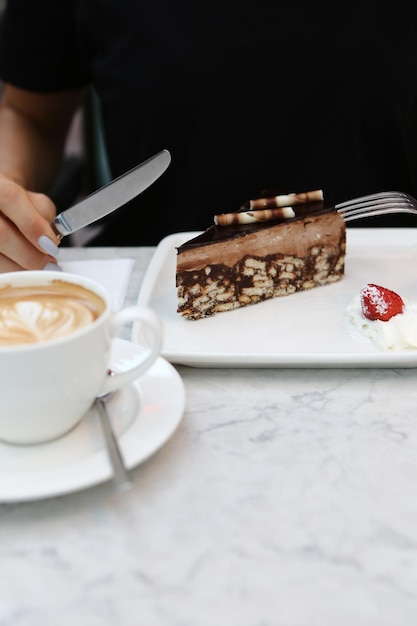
[52,212,72,238]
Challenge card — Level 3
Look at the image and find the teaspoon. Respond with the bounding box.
[95,383,133,491]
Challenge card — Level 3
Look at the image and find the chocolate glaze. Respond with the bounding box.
[177,201,332,251]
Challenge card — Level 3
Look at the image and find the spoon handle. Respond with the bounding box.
[95,397,133,491]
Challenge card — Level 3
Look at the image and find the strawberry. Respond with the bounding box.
[360,283,404,322]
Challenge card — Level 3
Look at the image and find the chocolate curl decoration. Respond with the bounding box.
[214,206,295,226]
[242,189,324,211]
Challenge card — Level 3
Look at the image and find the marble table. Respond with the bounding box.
[1,246,417,626]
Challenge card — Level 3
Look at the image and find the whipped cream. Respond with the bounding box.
[346,294,417,350]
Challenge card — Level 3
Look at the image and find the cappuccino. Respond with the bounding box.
[0,270,162,444]
[0,279,106,346]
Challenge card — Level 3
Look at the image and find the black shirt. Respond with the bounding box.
[1,0,417,244]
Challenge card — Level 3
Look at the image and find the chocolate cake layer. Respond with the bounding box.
[176,206,346,320]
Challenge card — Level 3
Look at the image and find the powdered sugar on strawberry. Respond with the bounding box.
[360,283,404,322]
[346,283,417,350]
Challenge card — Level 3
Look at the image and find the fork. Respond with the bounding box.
[336,191,417,222]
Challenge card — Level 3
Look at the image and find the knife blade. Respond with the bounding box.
[52,148,171,237]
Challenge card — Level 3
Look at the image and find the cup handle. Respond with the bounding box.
[99,306,162,396]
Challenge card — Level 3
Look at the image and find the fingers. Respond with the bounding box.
[0,212,59,271]
[0,251,25,273]
[0,180,60,247]
[0,251,48,273]
[0,178,61,272]
[29,190,58,222]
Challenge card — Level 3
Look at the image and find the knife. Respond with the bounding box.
[51,149,171,237]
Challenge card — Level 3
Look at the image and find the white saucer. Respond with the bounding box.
[0,338,186,502]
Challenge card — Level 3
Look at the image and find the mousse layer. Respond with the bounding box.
[177,210,345,272]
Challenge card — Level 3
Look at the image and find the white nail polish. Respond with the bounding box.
[43,262,63,272]
[38,235,59,257]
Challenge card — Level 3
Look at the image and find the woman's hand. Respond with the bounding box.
[0,174,61,273]
[0,84,85,272]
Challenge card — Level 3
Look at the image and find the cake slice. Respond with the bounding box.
[176,195,346,320]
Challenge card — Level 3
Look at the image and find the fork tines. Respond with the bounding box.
[335,191,417,222]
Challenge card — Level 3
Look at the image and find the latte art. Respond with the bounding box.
[0,280,106,346]
[0,299,95,344]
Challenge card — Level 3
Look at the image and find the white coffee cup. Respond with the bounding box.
[0,270,162,445]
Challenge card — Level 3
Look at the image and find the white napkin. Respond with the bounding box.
[60,258,135,310]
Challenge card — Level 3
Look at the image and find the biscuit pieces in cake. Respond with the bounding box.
[176,198,346,320]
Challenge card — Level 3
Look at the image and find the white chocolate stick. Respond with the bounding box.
[214,206,295,226]
[242,189,324,211]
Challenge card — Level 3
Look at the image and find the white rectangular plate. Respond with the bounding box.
[134,229,417,368]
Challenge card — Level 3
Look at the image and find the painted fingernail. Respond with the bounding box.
[38,235,59,257]
[43,262,63,272]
